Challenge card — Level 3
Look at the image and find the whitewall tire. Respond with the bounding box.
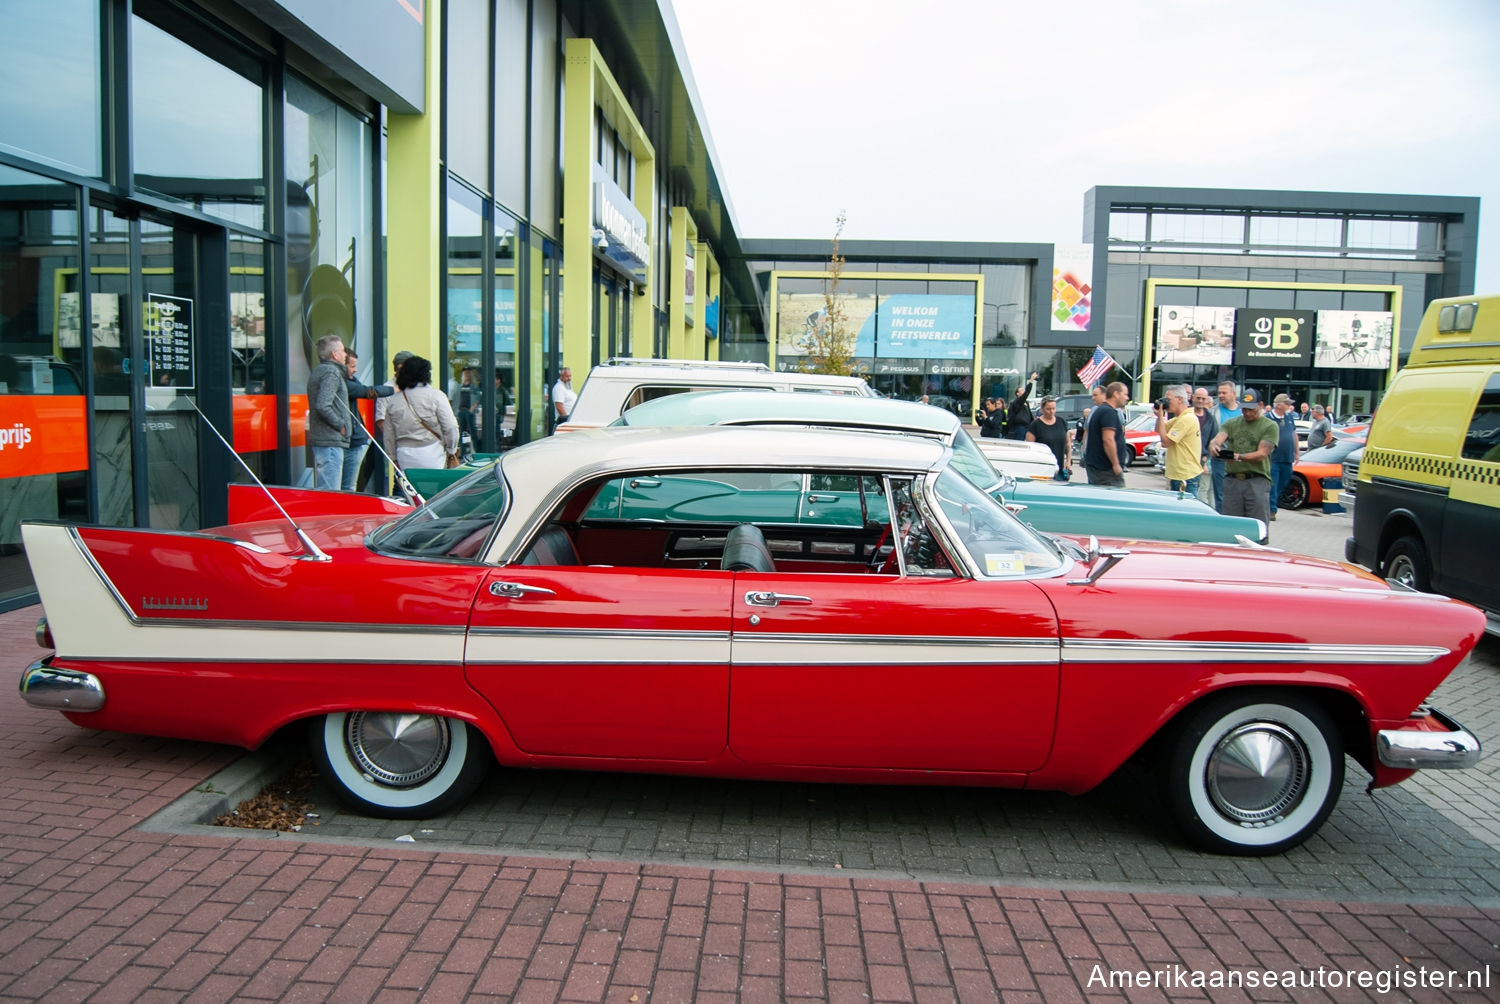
[312,712,490,818]
[1164,693,1343,855]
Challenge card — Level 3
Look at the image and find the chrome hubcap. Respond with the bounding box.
[345,712,450,787]
[1388,556,1416,587]
[1205,722,1308,824]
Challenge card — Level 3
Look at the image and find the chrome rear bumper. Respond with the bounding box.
[19,659,105,712]
[1377,706,1481,770]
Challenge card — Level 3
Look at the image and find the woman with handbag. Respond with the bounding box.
[382,355,461,479]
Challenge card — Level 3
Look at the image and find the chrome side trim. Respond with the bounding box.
[67,526,136,621]
[1377,707,1482,770]
[1062,639,1451,665]
[466,627,731,665]
[468,627,733,643]
[732,633,1060,665]
[19,660,105,711]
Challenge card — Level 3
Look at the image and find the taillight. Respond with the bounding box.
[35,617,53,650]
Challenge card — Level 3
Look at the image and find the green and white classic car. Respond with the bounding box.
[597,391,1267,544]
[407,390,1265,544]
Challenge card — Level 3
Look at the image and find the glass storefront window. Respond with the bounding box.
[493,212,521,450]
[229,235,271,481]
[0,0,101,177]
[285,75,374,487]
[494,0,528,210]
[447,0,491,189]
[131,15,265,228]
[445,180,486,425]
[0,165,85,607]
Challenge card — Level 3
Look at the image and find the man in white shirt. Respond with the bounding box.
[552,366,576,425]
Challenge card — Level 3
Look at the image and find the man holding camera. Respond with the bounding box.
[1155,384,1202,496]
[1207,388,1279,525]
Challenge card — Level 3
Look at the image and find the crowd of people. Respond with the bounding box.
[306,336,460,496]
[1063,377,1342,530]
[307,342,583,496]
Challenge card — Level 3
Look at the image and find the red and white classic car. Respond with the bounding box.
[19,426,1484,855]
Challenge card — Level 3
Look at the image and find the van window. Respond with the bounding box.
[622,384,740,410]
[1460,373,1500,462]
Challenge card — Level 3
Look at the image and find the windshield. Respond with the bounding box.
[927,467,1063,577]
[949,431,1007,492]
[368,464,507,560]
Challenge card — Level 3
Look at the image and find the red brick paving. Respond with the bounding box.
[1,606,1497,1001]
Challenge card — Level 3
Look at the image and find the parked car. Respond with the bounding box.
[971,437,1062,480]
[1123,412,1160,463]
[1279,437,1367,510]
[1341,445,1364,522]
[20,425,1483,854]
[562,358,875,432]
[612,391,1266,545]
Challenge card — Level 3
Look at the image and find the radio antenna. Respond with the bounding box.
[185,398,331,562]
[337,390,426,506]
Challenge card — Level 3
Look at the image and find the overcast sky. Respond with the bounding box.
[671,0,1500,292]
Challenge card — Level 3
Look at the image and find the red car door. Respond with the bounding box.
[465,566,734,761]
[726,572,1061,773]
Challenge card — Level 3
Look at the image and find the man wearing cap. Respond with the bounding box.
[1268,392,1301,520]
[1208,388,1279,525]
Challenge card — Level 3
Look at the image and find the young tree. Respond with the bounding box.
[799,212,855,376]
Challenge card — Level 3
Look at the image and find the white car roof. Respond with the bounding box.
[490,425,948,559]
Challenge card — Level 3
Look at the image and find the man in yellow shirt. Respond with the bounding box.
[1155,384,1202,495]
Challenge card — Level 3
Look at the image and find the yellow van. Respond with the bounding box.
[1345,295,1500,633]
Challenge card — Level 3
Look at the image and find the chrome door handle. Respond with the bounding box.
[629,478,662,489]
[745,591,812,607]
[806,494,839,503]
[489,581,556,598]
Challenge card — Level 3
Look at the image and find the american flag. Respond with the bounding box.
[1076,346,1116,388]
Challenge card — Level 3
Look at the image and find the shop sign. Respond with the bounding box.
[0,396,89,479]
[145,293,195,389]
[1234,308,1313,367]
[855,294,976,360]
[592,171,650,283]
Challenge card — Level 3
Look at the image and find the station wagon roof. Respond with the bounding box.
[615,390,960,439]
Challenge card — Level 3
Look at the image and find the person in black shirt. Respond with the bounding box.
[1026,396,1073,479]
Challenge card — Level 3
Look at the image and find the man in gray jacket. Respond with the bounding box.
[307,334,350,490]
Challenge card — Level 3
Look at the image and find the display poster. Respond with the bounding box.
[775,290,878,360]
[1234,308,1314,367]
[684,251,695,308]
[56,292,122,350]
[144,292,194,389]
[1155,305,1236,365]
[1315,310,1393,369]
[447,287,518,355]
[1050,243,1093,331]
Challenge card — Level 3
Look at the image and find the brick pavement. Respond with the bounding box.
[3,500,1499,999]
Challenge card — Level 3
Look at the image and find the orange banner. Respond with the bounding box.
[0,396,90,479]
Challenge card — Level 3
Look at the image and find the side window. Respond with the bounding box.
[884,477,951,577]
[1460,373,1500,462]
